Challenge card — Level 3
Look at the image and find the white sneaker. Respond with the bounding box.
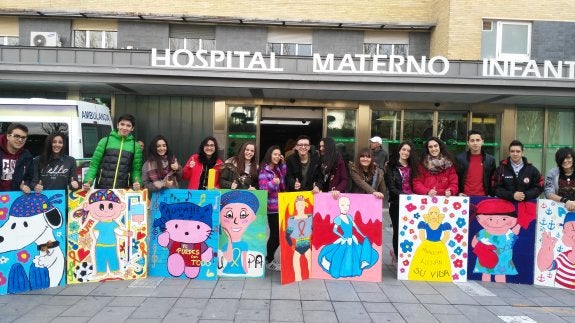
[266,259,281,271]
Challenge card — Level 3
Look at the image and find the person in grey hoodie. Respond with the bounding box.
[544,147,575,211]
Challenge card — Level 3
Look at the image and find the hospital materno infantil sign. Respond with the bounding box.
[151,48,575,80]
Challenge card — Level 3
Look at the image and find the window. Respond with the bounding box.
[363,43,409,56]
[0,36,18,46]
[169,37,216,51]
[169,24,215,52]
[267,43,312,56]
[496,21,531,61]
[74,30,117,49]
[267,28,312,57]
[81,123,112,158]
[363,31,409,56]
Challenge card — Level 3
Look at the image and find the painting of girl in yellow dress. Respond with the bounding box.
[408,206,453,281]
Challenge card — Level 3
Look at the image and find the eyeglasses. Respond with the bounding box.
[9,134,27,141]
[296,144,310,148]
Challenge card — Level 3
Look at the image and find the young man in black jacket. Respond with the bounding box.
[455,129,496,196]
[285,135,322,192]
[494,140,543,202]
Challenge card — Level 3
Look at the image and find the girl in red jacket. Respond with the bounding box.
[413,137,458,197]
[182,136,223,190]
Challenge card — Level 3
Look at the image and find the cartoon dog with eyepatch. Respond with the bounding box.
[0,193,64,293]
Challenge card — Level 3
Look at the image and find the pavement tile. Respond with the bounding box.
[15,304,68,317]
[162,307,201,322]
[358,292,389,302]
[301,300,333,311]
[200,298,239,320]
[526,312,571,323]
[500,297,537,307]
[59,296,114,317]
[130,297,177,319]
[487,305,538,316]
[507,283,549,297]
[423,304,462,315]
[211,280,244,299]
[472,295,508,306]
[414,294,450,304]
[238,299,270,309]
[149,283,186,297]
[299,280,329,301]
[235,308,270,321]
[241,288,271,299]
[457,304,501,322]
[325,281,359,302]
[270,299,303,322]
[125,319,162,323]
[40,295,82,306]
[185,279,217,289]
[393,303,438,323]
[87,306,136,322]
[244,277,272,290]
[271,281,301,300]
[50,317,90,323]
[369,312,406,323]
[57,282,101,296]
[303,310,338,323]
[432,314,473,323]
[403,281,438,295]
[352,281,383,293]
[91,280,154,297]
[158,277,190,287]
[332,301,370,323]
[381,284,419,303]
[180,288,213,298]
[173,297,208,309]
[432,286,478,305]
[363,302,397,313]
[108,296,147,307]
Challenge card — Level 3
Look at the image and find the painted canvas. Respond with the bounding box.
[467,196,537,284]
[150,189,220,280]
[311,193,382,282]
[534,199,575,289]
[397,195,469,282]
[0,190,66,294]
[67,189,148,284]
[217,189,268,277]
[279,191,314,284]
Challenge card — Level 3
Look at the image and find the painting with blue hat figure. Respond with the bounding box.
[150,189,221,280]
[467,197,536,285]
[0,190,66,295]
[218,189,268,278]
[67,189,148,284]
[535,199,575,290]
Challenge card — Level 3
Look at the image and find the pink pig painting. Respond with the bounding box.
[152,202,214,278]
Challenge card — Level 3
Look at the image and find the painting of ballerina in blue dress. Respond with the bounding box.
[312,194,382,281]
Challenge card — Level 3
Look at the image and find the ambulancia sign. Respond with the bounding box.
[151,48,575,80]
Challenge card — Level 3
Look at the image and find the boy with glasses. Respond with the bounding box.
[0,123,33,192]
[285,135,322,192]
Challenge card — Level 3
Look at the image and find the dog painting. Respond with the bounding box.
[0,190,67,295]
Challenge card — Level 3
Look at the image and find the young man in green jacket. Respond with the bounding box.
[83,114,143,190]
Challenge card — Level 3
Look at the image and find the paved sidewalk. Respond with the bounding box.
[1,216,575,322]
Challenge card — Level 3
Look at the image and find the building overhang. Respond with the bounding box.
[0,47,573,106]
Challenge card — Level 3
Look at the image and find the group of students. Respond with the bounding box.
[2,115,575,273]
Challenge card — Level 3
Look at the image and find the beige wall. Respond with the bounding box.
[3,0,575,59]
[4,1,433,23]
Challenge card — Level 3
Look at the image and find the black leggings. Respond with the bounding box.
[266,212,279,263]
[389,202,400,259]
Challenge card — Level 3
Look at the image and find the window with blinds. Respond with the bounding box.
[169,24,216,51]
[266,28,312,56]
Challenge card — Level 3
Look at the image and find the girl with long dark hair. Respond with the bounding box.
[219,141,258,190]
[182,136,223,189]
[384,141,419,260]
[545,147,575,211]
[316,137,348,198]
[258,145,287,271]
[413,136,458,197]
[33,132,79,192]
[349,147,385,198]
[142,135,182,191]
